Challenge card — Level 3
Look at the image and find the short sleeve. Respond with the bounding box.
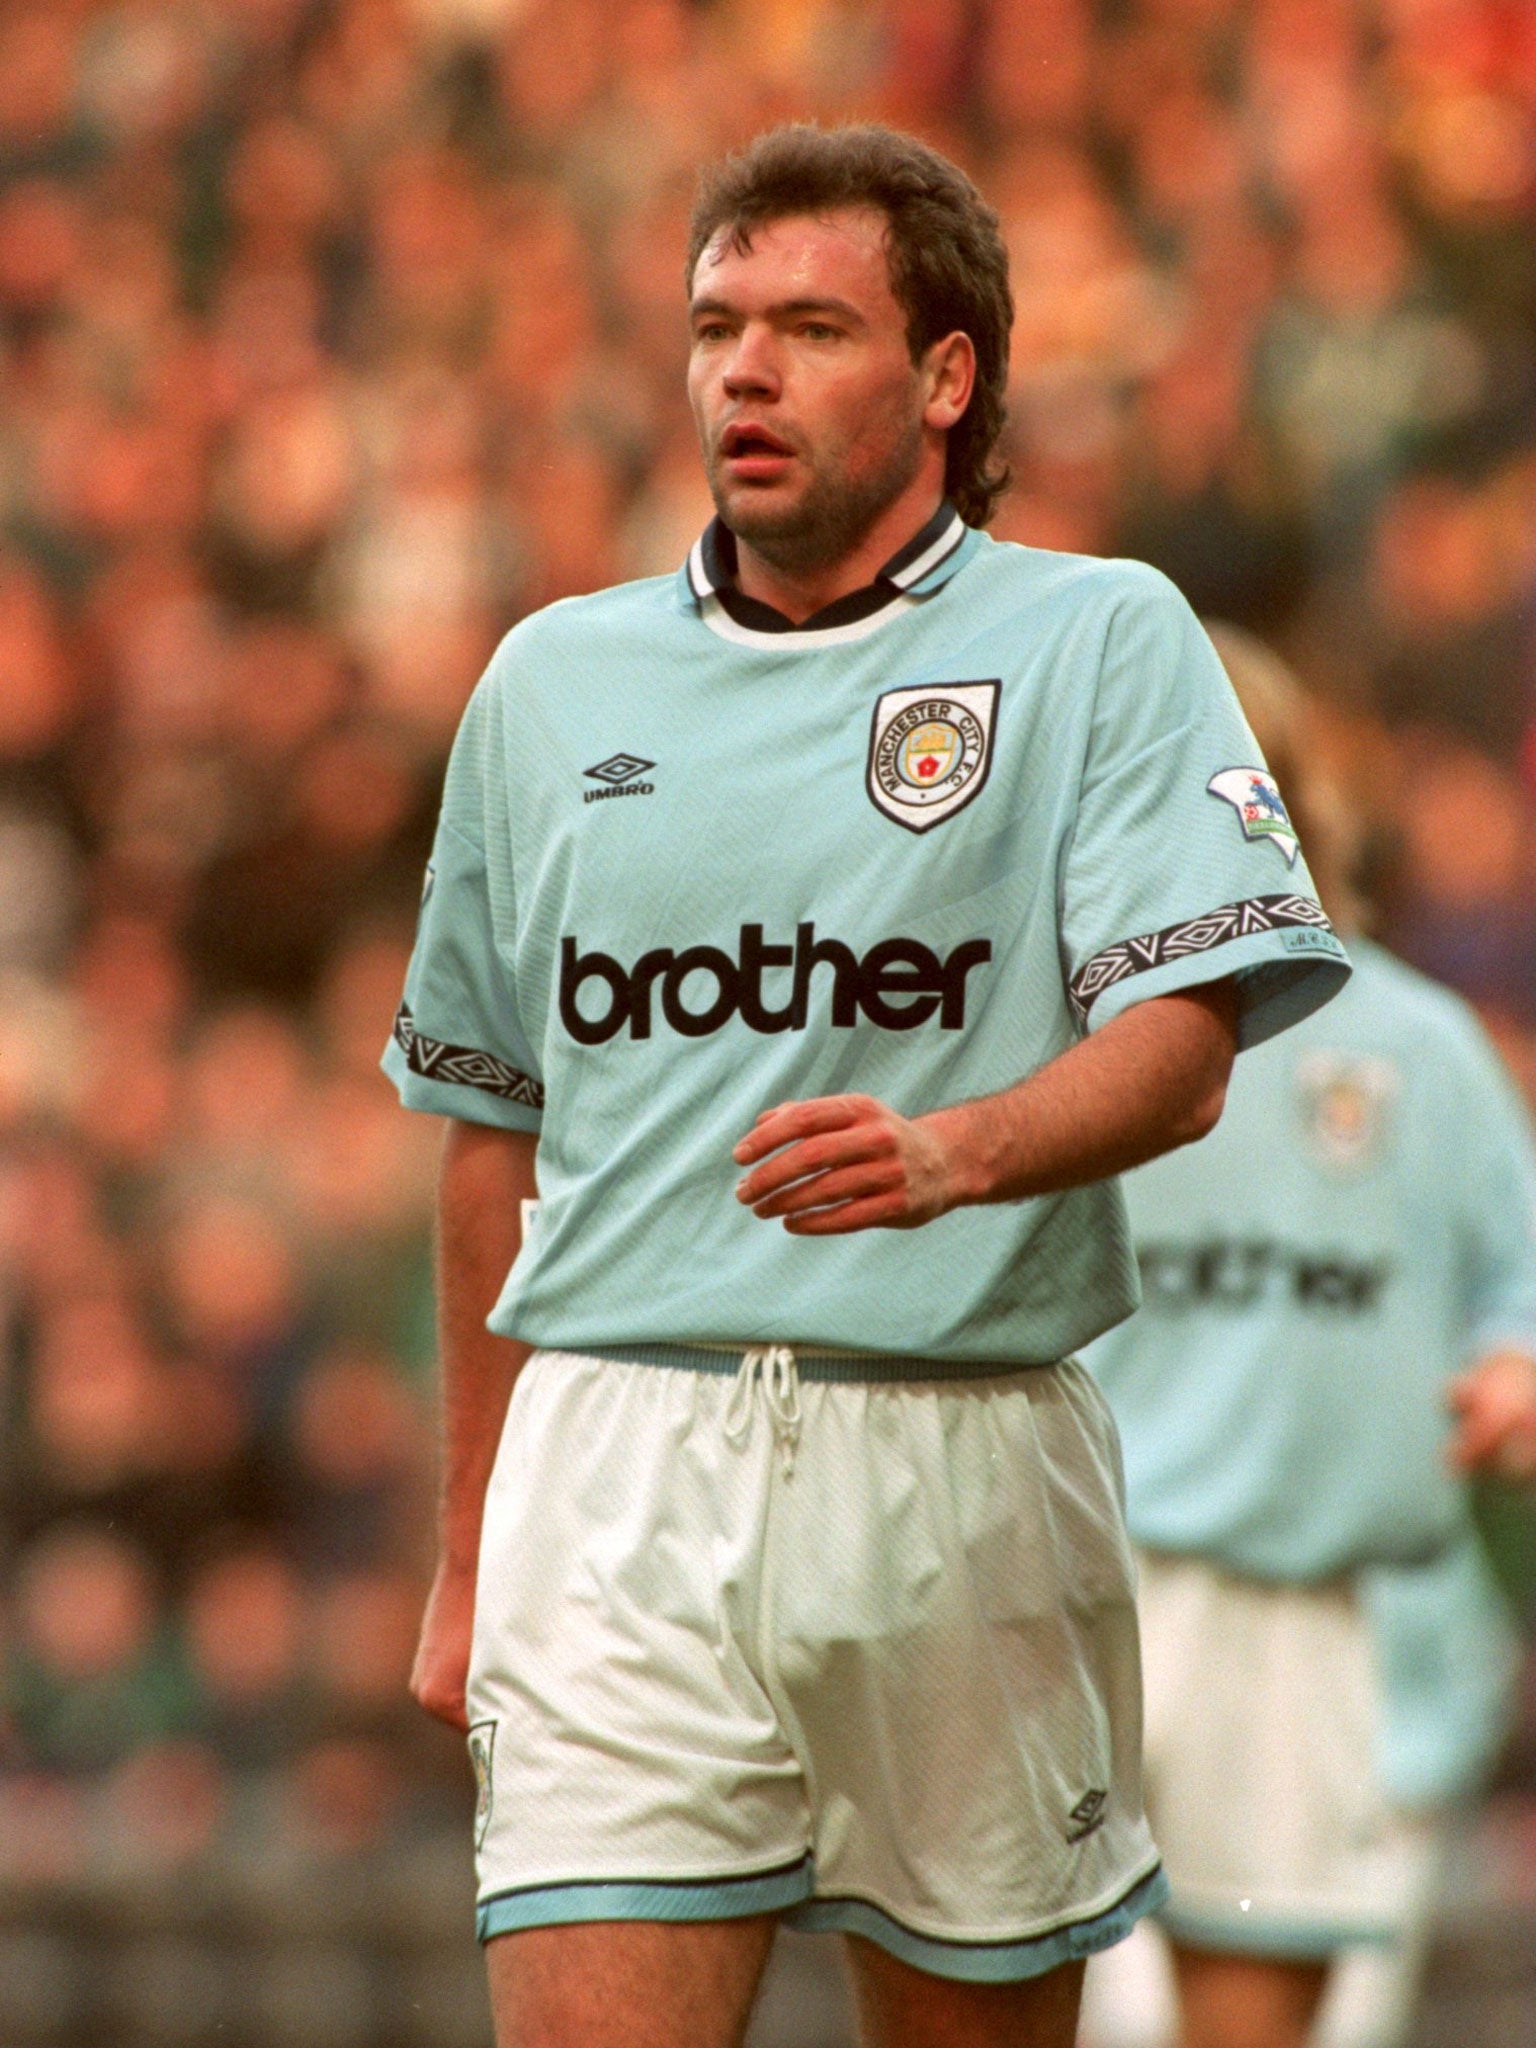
[1060,567,1350,1051]
[1448,1016,1536,1356]
[381,685,544,1132]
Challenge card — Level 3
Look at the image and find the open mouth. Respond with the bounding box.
[720,422,794,463]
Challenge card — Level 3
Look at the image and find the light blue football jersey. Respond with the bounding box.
[384,504,1349,1370]
[1085,938,1536,1571]
[1084,938,1535,1800]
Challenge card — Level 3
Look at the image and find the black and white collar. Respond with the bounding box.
[682,500,972,649]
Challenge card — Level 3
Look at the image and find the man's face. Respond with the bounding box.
[687,208,932,570]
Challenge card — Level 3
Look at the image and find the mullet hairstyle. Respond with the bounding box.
[686,124,1014,528]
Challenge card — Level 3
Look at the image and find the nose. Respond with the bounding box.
[721,321,781,400]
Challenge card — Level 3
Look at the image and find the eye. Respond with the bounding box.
[798,321,840,341]
[693,320,732,344]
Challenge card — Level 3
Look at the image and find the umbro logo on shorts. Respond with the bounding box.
[584,754,656,803]
[559,923,992,1045]
[1066,1789,1107,1844]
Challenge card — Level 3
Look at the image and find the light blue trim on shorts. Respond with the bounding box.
[784,1863,1167,1982]
[477,1859,1168,1975]
[575,1342,1058,1383]
[1158,1899,1397,1962]
[476,1855,814,1942]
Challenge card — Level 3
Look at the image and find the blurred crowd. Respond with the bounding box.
[2,0,1535,1891]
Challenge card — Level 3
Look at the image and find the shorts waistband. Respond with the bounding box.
[569,1342,1058,1384]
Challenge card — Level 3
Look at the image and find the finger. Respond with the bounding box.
[1499,1430,1536,1482]
[735,1099,862,1165]
[781,1189,911,1234]
[1445,1424,1480,1473]
[736,1127,890,1204]
[753,1160,902,1219]
[412,1681,469,1732]
[733,1096,867,1165]
[1446,1405,1511,1472]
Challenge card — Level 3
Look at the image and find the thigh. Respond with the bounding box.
[847,1938,1084,2048]
[486,1915,777,2048]
[1168,1945,1328,2048]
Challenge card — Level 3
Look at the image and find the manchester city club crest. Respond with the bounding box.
[868,680,999,833]
[468,1719,497,1848]
[1296,1053,1399,1170]
[1207,767,1299,866]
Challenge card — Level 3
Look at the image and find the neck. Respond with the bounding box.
[733,474,948,625]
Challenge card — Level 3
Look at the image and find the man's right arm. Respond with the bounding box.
[410,1117,538,1731]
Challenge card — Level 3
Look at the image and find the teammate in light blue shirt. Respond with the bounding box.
[1084,628,1536,2048]
[1093,934,1536,1589]
[385,128,1350,2048]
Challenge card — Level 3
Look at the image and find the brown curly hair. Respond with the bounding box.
[687,125,1014,529]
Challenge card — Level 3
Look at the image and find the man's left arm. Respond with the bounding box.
[735,978,1237,1234]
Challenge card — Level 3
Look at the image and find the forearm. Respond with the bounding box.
[435,1118,539,1569]
[734,979,1239,1233]
[926,980,1239,1205]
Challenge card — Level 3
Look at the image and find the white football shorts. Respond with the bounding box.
[1135,1550,1442,1957]
[465,1346,1166,1981]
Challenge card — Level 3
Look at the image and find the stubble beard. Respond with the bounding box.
[707,408,927,579]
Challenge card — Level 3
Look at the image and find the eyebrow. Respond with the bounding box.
[689,295,868,325]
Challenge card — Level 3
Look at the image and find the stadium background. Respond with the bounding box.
[0,1,1534,2043]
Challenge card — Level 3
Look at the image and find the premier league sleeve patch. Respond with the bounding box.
[867,680,999,833]
[1207,767,1299,866]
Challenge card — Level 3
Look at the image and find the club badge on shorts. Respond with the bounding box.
[867,680,999,833]
[468,1719,497,1848]
[1207,767,1299,866]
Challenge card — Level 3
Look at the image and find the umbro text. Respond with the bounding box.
[559,924,992,1045]
[583,781,655,803]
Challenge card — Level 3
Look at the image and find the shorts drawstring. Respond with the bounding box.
[723,1344,803,1477]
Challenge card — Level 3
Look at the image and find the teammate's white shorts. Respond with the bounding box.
[1135,1550,1443,1957]
[465,1345,1167,1981]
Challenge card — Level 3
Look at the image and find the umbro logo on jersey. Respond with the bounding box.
[584,754,656,803]
[868,680,999,833]
[1065,1789,1107,1844]
[559,923,992,1045]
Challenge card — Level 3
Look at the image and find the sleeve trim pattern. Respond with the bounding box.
[1069,894,1335,1025]
[393,1003,545,1110]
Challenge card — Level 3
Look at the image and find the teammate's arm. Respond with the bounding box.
[411,1117,538,1730]
[734,978,1237,1234]
[1446,1349,1536,1482]
[1439,1019,1536,1485]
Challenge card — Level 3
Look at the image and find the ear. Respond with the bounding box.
[922,332,976,432]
